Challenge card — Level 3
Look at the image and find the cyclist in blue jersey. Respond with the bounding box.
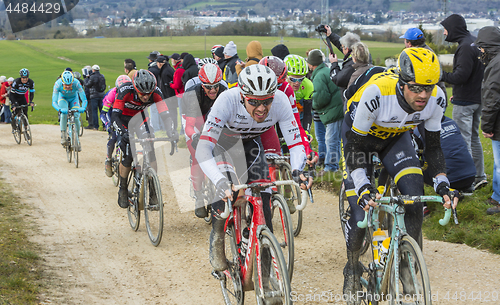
[52,71,87,148]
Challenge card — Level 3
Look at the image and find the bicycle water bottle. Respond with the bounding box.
[372,228,386,265]
[240,227,250,257]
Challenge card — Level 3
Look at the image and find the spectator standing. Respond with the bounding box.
[325,26,360,91]
[147,51,161,81]
[440,14,487,189]
[84,64,106,130]
[0,77,13,124]
[222,41,242,88]
[308,49,344,174]
[213,47,226,72]
[473,26,500,214]
[271,44,290,60]
[347,42,373,87]
[235,40,263,76]
[170,53,182,70]
[181,54,199,86]
[124,59,137,79]
[82,65,92,128]
[0,76,6,122]
[400,28,448,101]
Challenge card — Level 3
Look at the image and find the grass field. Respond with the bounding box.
[0,36,403,125]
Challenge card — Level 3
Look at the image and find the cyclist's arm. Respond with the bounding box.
[301,98,313,132]
[195,97,231,186]
[111,93,130,134]
[29,80,35,103]
[51,81,62,111]
[277,99,307,172]
[181,90,202,139]
[344,85,380,195]
[422,89,447,178]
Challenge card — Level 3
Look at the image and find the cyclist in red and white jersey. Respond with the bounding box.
[195,64,312,271]
[111,69,177,209]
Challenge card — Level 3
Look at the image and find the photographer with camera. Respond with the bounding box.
[321,25,362,94]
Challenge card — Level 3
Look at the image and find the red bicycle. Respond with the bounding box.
[212,180,296,305]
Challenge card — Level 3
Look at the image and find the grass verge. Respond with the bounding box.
[0,177,44,304]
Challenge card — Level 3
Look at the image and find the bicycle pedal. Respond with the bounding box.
[211,270,225,281]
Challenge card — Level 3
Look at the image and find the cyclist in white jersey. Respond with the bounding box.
[196,64,312,271]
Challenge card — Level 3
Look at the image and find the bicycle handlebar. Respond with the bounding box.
[357,195,452,229]
[132,136,178,156]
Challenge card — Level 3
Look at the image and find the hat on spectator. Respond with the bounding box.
[157,55,167,63]
[92,64,100,70]
[65,67,73,71]
[271,44,290,60]
[224,41,237,57]
[170,53,181,60]
[399,28,424,40]
[214,46,224,58]
[7,77,14,82]
[180,52,189,60]
[147,51,160,61]
[0,76,5,83]
[306,49,325,66]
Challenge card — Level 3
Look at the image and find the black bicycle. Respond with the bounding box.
[12,104,33,146]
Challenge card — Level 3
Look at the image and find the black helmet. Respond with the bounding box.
[133,69,156,94]
[20,68,29,77]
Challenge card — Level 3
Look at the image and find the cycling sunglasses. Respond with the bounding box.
[403,81,435,94]
[288,76,305,83]
[202,82,220,90]
[244,95,274,107]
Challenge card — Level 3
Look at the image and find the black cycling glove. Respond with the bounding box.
[357,184,377,209]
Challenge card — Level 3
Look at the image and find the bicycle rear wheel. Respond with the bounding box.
[112,147,122,187]
[277,162,303,237]
[387,235,431,305]
[270,194,294,281]
[13,118,21,144]
[127,167,141,231]
[72,124,79,168]
[144,168,164,246]
[21,115,32,146]
[219,224,244,305]
[254,228,292,305]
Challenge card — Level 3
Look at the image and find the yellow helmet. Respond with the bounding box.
[397,48,441,85]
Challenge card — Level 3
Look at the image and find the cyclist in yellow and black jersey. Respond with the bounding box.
[341,48,459,298]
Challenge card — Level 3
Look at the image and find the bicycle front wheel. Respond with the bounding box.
[127,167,141,231]
[270,194,294,281]
[387,235,431,305]
[72,124,79,168]
[13,118,21,144]
[220,224,244,305]
[339,182,370,256]
[112,147,122,187]
[277,162,303,237]
[254,228,292,305]
[21,115,32,146]
[144,168,164,246]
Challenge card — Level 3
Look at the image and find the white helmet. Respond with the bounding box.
[197,57,218,69]
[238,64,278,96]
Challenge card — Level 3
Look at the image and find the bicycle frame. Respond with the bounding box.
[222,180,298,292]
[357,195,451,299]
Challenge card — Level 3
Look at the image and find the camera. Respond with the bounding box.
[315,24,327,34]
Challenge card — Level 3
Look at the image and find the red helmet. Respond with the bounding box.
[259,56,288,84]
[199,63,222,84]
[211,44,224,54]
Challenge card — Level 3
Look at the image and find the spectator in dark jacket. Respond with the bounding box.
[440,14,486,189]
[181,54,199,86]
[213,47,226,71]
[474,26,500,214]
[84,64,106,130]
[147,51,161,81]
[156,56,175,99]
[222,41,243,88]
[325,26,360,91]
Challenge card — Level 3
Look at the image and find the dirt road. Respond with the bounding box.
[1,124,499,304]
